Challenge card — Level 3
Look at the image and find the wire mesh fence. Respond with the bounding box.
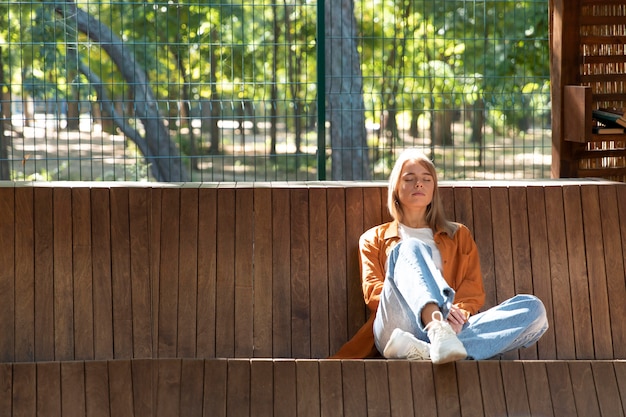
[0,0,551,182]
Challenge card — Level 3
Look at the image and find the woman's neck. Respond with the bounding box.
[402,211,429,229]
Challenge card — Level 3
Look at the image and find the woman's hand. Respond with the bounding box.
[447,304,468,334]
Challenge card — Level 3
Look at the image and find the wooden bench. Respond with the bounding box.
[0,180,624,416]
[551,0,626,181]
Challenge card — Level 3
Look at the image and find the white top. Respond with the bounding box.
[398,224,443,271]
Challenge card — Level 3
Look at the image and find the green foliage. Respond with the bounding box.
[12,162,69,181]
[356,0,549,134]
[97,157,151,182]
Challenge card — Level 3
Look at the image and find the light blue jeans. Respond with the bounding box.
[373,238,549,360]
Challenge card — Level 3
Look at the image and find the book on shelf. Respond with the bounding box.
[592,109,626,128]
[592,126,626,134]
[598,106,624,115]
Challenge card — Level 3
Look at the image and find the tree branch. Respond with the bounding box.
[54,0,190,181]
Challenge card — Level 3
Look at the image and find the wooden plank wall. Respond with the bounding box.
[0,181,624,363]
[2,358,626,417]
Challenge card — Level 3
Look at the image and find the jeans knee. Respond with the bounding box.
[399,238,426,254]
[505,294,549,349]
[397,238,432,262]
[516,294,548,330]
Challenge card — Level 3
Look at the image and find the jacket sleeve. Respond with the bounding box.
[359,228,386,313]
[449,225,485,315]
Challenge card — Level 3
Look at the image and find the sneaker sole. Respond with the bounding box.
[431,348,467,364]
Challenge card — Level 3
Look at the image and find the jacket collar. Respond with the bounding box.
[382,220,401,240]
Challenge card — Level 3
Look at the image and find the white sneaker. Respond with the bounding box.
[383,328,430,360]
[425,311,467,364]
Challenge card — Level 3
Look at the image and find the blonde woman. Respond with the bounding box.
[332,149,548,363]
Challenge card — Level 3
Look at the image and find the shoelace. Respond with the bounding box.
[425,311,454,336]
[406,345,429,360]
[431,310,445,322]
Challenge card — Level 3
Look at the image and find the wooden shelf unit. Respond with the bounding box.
[551,0,626,181]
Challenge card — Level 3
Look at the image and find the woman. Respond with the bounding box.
[331,149,548,363]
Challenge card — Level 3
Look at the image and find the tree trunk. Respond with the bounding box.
[208,28,220,155]
[270,4,280,159]
[325,0,370,180]
[65,42,81,131]
[90,100,101,131]
[379,0,411,147]
[294,101,303,154]
[173,46,197,170]
[409,106,422,138]
[65,93,80,130]
[431,109,454,146]
[55,1,189,182]
[77,61,153,166]
[0,48,10,180]
[470,98,485,167]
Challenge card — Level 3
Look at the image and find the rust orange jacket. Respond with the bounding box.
[330,220,485,359]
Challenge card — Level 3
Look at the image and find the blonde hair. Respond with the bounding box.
[387,149,457,236]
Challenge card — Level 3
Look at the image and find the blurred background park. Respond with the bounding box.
[0,0,551,182]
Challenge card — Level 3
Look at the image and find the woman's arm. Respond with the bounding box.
[359,229,387,313]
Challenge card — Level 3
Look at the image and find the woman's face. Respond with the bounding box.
[397,159,435,211]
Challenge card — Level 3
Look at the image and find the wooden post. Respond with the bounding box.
[550,0,582,178]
